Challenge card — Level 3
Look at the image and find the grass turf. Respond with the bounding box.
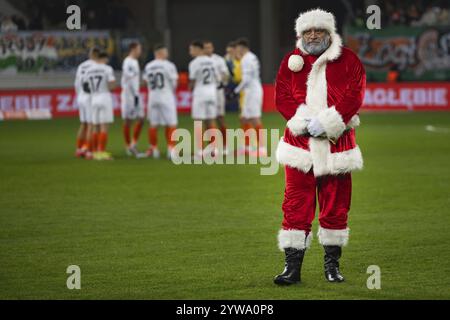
[0,112,449,300]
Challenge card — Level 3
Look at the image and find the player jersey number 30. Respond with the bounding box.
[147,72,165,90]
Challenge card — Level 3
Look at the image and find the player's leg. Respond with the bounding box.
[146,103,161,159]
[76,95,91,157]
[95,123,111,160]
[89,103,100,158]
[121,91,132,151]
[164,100,178,160]
[132,118,144,147]
[191,97,205,158]
[131,96,145,149]
[317,173,352,282]
[94,95,114,160]
[121,92,140,156]
[84,123,94,160]
[76,122,88,157]
[244,88,265,157]
[249,117,266,157]
[239,90,253,155]
[204,100,219,156]
[274,166,316,285]
[216,89,228,153]
[123,118,133,155]
[203,117,218,157]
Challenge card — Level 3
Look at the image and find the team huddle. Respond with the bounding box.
[74,38,265,161]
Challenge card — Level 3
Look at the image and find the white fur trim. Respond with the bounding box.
[295,9,337,36]
[287,106,360,135]
[288,54,304,72]
[276,137,364,177]
[278,229,313,251]
[309,138,330,177]
[316,107,346,140]
[347,115,360,129]
[317,227,349,247]
[279,136,363,177]
[329,146,363,175]
[286,104,312,136]
[309,139,363,176]
[276,137,312,173]
[296,33,342,117]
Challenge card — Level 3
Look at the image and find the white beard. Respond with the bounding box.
[302,35,331,55]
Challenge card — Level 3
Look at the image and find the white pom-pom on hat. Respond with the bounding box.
[288,54,304,72]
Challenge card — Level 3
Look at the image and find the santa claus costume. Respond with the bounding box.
[274,9,366,285]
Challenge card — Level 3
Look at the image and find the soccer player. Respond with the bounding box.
[188,40,220,158]
[234,38,266,157]
[142,44,179,159]
[203,40,230,154]
[74,47,100,158]
[121,42,144,157]
[83,50,116,161]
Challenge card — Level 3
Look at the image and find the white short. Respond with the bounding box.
[91,93,114,125]
[216,88,226,116]
[240,85,263,119]
[148,97,177,126]
[77,93,92,123]
[192,95,217,120]
[121,92,145,120]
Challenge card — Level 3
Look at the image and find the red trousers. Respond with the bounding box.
[281,166,352,233]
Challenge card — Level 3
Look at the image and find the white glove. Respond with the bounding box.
[307,118,325,137]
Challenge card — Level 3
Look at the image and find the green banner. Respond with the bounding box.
[344,26,450,81]
[0,31,114,74]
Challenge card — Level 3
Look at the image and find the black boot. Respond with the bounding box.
[274,248,305,285]
[323,245,345,282]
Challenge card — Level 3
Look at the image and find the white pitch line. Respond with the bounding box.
[425,125,450,133]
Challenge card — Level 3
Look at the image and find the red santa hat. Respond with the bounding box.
[295,8,337,37]
[288,8,342,72]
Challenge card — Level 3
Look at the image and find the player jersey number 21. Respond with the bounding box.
[202,67,215,85]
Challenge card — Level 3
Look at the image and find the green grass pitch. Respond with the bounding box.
[0,112,450,300]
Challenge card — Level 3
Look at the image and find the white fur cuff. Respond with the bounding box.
[316,107,346,140]
[317,227,349,247]
[278,229,313,251]
[276,137,312,173]
[329,146,363,175]
[286,104,311,136]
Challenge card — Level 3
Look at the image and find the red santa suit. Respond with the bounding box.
[275,10,366,252]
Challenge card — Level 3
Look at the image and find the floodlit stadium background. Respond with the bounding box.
[1,0,450,300]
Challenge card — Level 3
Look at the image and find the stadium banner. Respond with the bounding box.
[344,26,450,82]
[0,87,190,119]
[1,82,449,119]
[0,31,114,74]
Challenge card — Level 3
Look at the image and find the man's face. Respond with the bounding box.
[236,45,245,57]
[189,45,201,57]
[226,46,235,59]
[301,28,330,55]
[204,42,214,55]
[132,44,142,58]
[159,48,168,59]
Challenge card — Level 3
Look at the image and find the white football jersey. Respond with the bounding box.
[83,62,115,94]
[235,51,261,93]
[188,55,219,95]
[74,59,95,95]
[121,56,140,95]
[143,59,178,97]
[210,53,229,85]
